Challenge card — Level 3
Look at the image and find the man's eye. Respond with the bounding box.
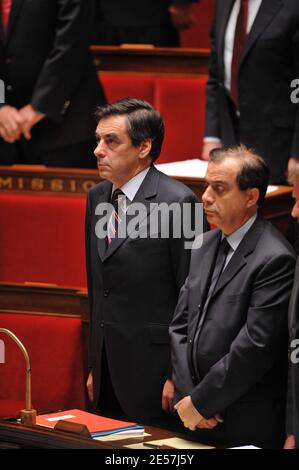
[214,185,224,193]
[107,138,118,147]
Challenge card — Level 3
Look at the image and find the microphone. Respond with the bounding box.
[0,328,37,425]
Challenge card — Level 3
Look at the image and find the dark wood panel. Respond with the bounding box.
[0,419,213,449]
[91,45,209,75]
[0,164,98,196]
[0,282,88,322]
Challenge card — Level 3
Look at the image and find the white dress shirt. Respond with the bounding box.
[223,212,257,269]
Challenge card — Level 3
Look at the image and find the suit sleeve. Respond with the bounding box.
[190,252,296,418]
[204,3,221,139]
[85,191,95,368]
[170,276,197,400]
[167,191,206,379]
[31,0,95,122]
[291,19,299,157]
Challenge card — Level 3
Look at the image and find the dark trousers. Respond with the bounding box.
[97,346,127,421]
[97,346,183,431]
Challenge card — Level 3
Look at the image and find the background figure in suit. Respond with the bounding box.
[170,145,296,448]
[0,0,106,168]
[202,0,299,184]
[284,167,299,449]
[93,0,198,47]
[85,98,204,424]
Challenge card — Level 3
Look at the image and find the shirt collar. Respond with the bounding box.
[112,166,151,203]
[224,213,257,252]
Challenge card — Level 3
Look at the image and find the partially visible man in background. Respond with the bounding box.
[0,0,105,167]
[202,0,299,184]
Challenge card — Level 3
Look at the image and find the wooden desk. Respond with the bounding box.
[90,45,210,76]
[0,419,211,449]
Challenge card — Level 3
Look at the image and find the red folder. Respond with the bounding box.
[36,409,143,437]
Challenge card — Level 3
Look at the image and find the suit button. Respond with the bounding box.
[100,322,104,328]
[189,339,192,344]
[103,289,109,297]
[5,57,11,64]
[6,85,12,91]
[191,375,195,381]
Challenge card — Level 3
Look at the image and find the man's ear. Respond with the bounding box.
[246,187,259,208]
[139,139,152,159]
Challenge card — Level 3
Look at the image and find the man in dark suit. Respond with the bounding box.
[0,0,105,167]
[93,0,198,47]
[85,98,203,423]
[202,0,299,183]
[284,167,299,449]
[170,145,296,448]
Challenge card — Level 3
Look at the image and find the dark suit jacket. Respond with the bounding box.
[170,216,296,447]
[286,257,299,448]
[85,165,202,421]
[97,0,197,27]
[0,0,105,155]
[205,0,299,183]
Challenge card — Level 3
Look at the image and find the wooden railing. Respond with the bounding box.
[91,45,210,75]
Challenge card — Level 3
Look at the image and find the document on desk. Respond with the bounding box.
[94,432,151,442]
[125,437,214,449]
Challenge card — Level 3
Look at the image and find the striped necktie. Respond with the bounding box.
[1,0,12,32]
[107,189,126,244]
[230,0,249,109]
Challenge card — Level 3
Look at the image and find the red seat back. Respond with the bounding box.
[0,194,86,287]
[99,72,155,104]
[0,313,86,417]
[155,76,207,163]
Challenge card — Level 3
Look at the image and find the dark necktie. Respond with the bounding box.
[1,0,12,32]
[192,237,230,380]
[230,0,249,109]
[107,189,126,244]
[205,237,230,303]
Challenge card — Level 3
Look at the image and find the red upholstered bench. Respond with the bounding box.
[0,313,86,418]
[0,193,87,287]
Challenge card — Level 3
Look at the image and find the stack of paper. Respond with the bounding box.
[36,409,144,438]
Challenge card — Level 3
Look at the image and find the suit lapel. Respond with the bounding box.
[95,181,112,263]
[196,230,222,304]
[212,216,265,298]
[5,0,24,44]
[240,0,283,68]
[103,165,159,261]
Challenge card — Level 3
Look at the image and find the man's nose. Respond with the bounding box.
[94,140,106,158]
[202,186,213,204]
